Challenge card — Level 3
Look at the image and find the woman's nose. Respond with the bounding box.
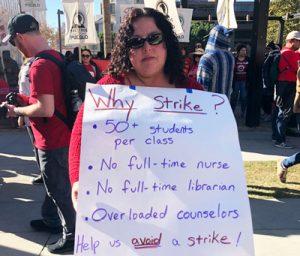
[142,41,152,51]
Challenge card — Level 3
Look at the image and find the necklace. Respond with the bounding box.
[134,74,147,86]
[129,71,172,87]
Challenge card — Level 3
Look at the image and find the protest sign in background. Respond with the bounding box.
[217,0,238,29]
[144,0,183,35]
[177,8,193,42]
[120,5,193,43]
[20,0,46,12]
[62,0,99,46]
[75,84,254,256]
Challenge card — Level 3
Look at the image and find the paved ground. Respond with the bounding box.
[0,117,300,256]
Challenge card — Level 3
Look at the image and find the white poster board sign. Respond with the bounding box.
[120,5,192,43]
[62,0,99,46]
[20,0,46,12]
[177,8,193,42]
[75,84,254,256]
[217,0,237,29]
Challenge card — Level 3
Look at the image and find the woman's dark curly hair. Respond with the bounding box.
[107,7,185,85]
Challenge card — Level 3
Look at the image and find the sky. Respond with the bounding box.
[45,0,101,28]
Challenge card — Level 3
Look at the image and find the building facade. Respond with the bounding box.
[0,0,46,25]
[0,0,47,64]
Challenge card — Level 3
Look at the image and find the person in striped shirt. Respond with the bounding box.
[197,25,235,98]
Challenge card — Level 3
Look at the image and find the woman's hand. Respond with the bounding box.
[71,181,79,211]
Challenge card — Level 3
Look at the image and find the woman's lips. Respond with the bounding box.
[142,56,155,62]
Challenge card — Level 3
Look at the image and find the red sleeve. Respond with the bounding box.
[17,93,30,106]
[185,77,205,91]
[278,49,299,82]
[69,104,84,186]
[69,74,124,186]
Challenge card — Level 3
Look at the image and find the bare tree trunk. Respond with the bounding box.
[102,0,112,58]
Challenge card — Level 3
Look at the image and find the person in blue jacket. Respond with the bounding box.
[197,25,235,98]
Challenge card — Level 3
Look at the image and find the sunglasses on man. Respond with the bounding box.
[9,34,17,46]
[126,32,163,49]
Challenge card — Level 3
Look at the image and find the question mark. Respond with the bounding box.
[212,94,225,114]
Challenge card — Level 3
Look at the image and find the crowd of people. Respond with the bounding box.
[0,7,299,254]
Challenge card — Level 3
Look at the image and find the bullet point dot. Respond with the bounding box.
[93,124,97,129]
[85,217,88,221]
[86,191,90,195]
[88,165,93,170]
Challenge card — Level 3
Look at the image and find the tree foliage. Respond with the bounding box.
[188,21,213,52]
[39,23,59,50]
[267,0,300,44]
[98,32,116,52]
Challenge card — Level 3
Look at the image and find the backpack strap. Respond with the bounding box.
[33,52,70,129]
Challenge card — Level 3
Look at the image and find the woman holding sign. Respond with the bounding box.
[69,7,204,209]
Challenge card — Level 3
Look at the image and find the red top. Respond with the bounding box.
[84,64,96,78]
[0,79,9,102]
[188,63,199,82]
[183,57,193,76]
[234,57,249,81]
[29,49,71,150]
[278,47,300,82]
[68,74,204,185]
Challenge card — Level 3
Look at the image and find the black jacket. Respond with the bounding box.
[67,60,102,101]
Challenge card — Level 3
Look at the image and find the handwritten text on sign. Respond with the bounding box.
[75,84,254,256]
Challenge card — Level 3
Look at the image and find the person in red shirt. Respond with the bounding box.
[2,14,75,254]
[181,47,192,76]
[0,76,9,119]
[188,47,205,82]
[0,75,9,103]
[277,65,300,183]
[272,31,300,148]
[69,7,205,210]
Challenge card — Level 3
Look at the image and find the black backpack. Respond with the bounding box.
[34,52,83,130]
[262,49,289,90]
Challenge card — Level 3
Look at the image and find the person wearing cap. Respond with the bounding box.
[272,30,300,149]
[277,64,300,183]
[196,25,235,98]
[2,14,75,253]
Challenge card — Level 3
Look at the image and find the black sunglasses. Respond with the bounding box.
[9,34,17,46]
[126,32,163,49]
[82,54,91,58]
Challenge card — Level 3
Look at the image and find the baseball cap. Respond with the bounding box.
[2,13,39,44]
[286,31,300,41]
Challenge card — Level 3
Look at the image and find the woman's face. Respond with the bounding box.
[128,17,167,79]
[81,50,91,65]
[238,48,247,57]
